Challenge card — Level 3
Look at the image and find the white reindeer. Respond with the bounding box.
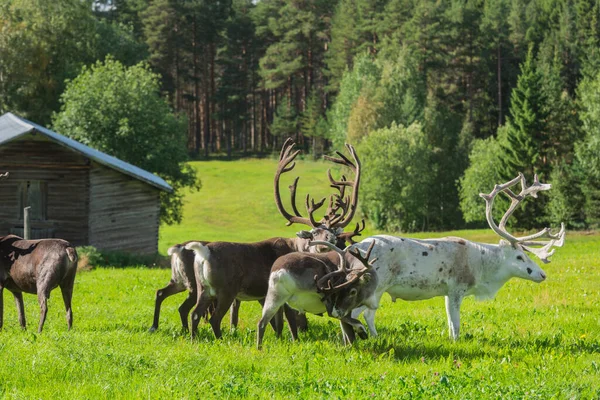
[333,173,566,340]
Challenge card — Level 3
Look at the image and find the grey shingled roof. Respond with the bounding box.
[0,112,172,192]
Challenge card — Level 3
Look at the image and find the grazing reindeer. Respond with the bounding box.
[257,241,379,349]
[151,241,278,333]
[339,173,565,340]
[149,241,209,332]
[0,235,78,332]
[185,139,362,339]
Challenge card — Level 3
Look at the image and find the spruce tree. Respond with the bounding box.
[501,46,547,179]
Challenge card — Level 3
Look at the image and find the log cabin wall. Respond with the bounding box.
[0,134,89,244]
[88,162,160,254]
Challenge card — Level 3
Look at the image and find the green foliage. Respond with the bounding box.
[300,90,326,157]
[77,246,167,269]
[501,45,548,180]
[547,163,587,229]
[270,101,298,138]
[576,69,600,227]
[358,122,433,232]
[346,91,380,144]
[0,0,96,124]
[52,57,198,225]
[327,54,381,149]
[0,0,148,125]
[459,135,505,224]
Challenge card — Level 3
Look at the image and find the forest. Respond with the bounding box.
[1,0,600,232]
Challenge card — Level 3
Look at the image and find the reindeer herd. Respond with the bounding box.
[0,141,566,350]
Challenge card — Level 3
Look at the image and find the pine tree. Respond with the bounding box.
[501,46,547,178]
[500,45,550,227]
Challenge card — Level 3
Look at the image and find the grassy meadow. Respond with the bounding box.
[1,158,599,398]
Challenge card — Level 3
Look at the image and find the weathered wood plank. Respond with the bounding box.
[88,163,160,254]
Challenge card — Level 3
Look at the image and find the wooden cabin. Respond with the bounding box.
[0,112,172,254]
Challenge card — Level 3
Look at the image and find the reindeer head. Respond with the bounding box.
[479,173,566,282]
[309,241,379,318]
[275,139,363,253]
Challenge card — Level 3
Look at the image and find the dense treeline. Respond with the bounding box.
[1,0,600,231]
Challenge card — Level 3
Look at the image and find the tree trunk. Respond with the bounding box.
[497,43,503,127]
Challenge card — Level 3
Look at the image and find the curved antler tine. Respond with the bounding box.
[480,172,565,262]
[364,241,375,260]
[325,144,361,229]
[305,195,326,226]
[347,241,376,271]
[289,177,302,217]
[319,268,369,293]
[274,140,314,227]
[309,240,347,271]
[279,138,295,161]
[522,242,556,264]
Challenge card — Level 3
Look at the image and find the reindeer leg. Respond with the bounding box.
[296,312,308,332]
[445,291,464,341]
[229,299,240,331]
[0,287,3,330]
[362,308,378,337]
[190,292,212,339]
[257,290,290,350]
[178,291,196,332]
[340,320,356,345]
[257,299,282,334]
[60,282,74,331]
[208,293,235,339]
[283,304,298,341]
[150,281,185,332]
[37,287,51,333]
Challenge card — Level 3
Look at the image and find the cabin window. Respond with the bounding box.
[19,180,47,221]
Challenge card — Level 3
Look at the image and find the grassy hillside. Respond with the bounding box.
[1,159,598,398]
[159,157,376,252]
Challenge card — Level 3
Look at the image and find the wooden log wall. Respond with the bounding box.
[88,162,160,254]
[0,135,89,244]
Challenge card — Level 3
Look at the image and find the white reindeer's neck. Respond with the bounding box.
[470,243,514,300]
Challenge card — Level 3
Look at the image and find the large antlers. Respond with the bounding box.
[323,144,361,229]
[274,139,361,229]
[310,241,376,294]
[479,173,566,263]
[274,139,323,227]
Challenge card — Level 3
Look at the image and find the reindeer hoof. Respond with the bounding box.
[357,326,368,340]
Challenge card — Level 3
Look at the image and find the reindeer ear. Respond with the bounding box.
[499,239,511,247]
[334,227,344,235]
[296,230,313,239]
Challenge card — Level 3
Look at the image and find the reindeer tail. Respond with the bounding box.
[184,241,210,261]
[66,247,78,263]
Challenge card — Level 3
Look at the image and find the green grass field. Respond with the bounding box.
[1,158,599,398]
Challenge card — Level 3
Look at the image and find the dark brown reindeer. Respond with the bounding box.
[0,171,77,332]
[184,139,362,339]
[0,235,78,332]
[149,241,208,332]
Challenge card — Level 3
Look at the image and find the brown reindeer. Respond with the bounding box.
[0,235,78,332]
[256,241,379,349]
[185,139,362,339]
